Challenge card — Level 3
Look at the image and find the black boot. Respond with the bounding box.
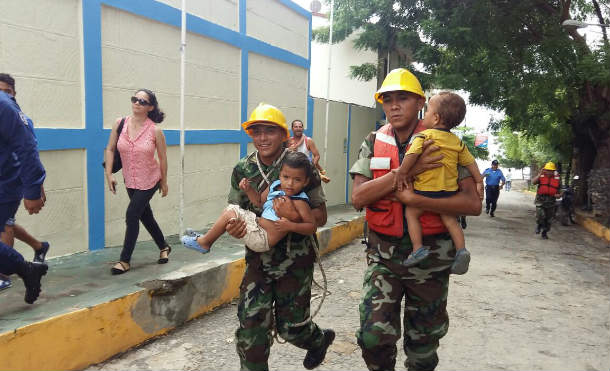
[16,261,48,304]
[303,329,335,370]
[541,230,548,240]
[535,224,541,234]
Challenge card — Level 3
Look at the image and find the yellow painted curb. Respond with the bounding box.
[575,213,610,242]
[0,259,247,371]
[322,216,365,255]
[0,217,365,371]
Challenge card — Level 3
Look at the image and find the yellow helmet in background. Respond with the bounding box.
[543,162,556,171]
[241,103,289,141]
[374,68,425,103]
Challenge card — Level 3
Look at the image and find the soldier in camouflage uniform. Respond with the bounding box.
[226,103,334,371]
[350,69,482,371]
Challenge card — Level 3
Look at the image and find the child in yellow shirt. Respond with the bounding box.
[395,91,483,274]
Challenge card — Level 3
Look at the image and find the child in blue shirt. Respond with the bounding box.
[181,151,316,253]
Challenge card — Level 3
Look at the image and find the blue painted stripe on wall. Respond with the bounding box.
[35,129,88,150]
[239,0,247,34]
[83,0,106,251]
[278,0,311,17]
[74,0,312,250]
[246,38,308,69]
[101,0,308,70]
[102,0,181,28]
[165,130,243,145]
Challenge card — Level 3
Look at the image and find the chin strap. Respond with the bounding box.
[255,148,288,190]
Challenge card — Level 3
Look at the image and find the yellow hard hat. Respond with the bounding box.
[374,68,425,103]
[241,103,289,140]
[543,162,556,171]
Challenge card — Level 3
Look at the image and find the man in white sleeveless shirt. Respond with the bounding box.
[288,119,330,183]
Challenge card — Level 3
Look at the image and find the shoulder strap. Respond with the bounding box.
[116,117,126,144]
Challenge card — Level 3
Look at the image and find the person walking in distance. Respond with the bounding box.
[105,89,170,274]
[288,119,330,183]
[0,88,48,303]
[350,68,482,371]
[481,160,505,217]
[505,168,512,192]
[533,162,561,239]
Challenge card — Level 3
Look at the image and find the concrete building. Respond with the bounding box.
[2,0,314,257]
[2,0,381,259]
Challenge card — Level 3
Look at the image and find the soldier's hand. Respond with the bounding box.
[273,217,291,233]
[394,181,416,205]
[273,197,300,221]
[226,217,247,239]
[239,178,252,192]
[412,140,443,176]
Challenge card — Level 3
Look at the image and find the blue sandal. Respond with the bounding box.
[451,248,471,275]
[403,246,430,267]
[181,234,210,254]
[0,277,12,291]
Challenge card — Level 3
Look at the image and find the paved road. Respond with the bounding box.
[88,190,610,371]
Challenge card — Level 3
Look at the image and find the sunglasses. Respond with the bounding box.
[130,96,151,106]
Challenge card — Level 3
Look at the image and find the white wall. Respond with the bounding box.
[1,0,312,256]
[295,2,378,107]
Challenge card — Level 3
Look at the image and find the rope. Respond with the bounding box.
[270,234,331,344]
[287,235,330,328]
[255,148,288,189]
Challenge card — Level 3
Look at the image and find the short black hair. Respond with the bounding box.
[0,73,16,91]
[281,151,313,180]
[291,119,303,128]
[492,160,499,165]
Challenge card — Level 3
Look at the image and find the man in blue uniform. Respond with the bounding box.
[0,86,48,304]
[481,160,505,217]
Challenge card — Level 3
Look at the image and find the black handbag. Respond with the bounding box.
[102,117,126,173]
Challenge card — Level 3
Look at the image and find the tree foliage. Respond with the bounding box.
[317,0,610,207]
[453,126,489,160]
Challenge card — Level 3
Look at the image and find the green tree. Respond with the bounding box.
[317,0,609,208]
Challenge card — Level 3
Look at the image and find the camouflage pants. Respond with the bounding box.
[535,194,555,232]
[235,234,325,371]
[357,231,453,371]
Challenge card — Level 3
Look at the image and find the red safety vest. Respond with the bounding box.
[537,173,560,196]
[365,123,448,237]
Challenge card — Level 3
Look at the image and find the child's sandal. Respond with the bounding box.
[180,235,210,254]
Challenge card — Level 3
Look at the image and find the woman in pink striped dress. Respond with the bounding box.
[104,89,169,275]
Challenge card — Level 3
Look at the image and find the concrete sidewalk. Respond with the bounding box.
[0,205,365,371]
